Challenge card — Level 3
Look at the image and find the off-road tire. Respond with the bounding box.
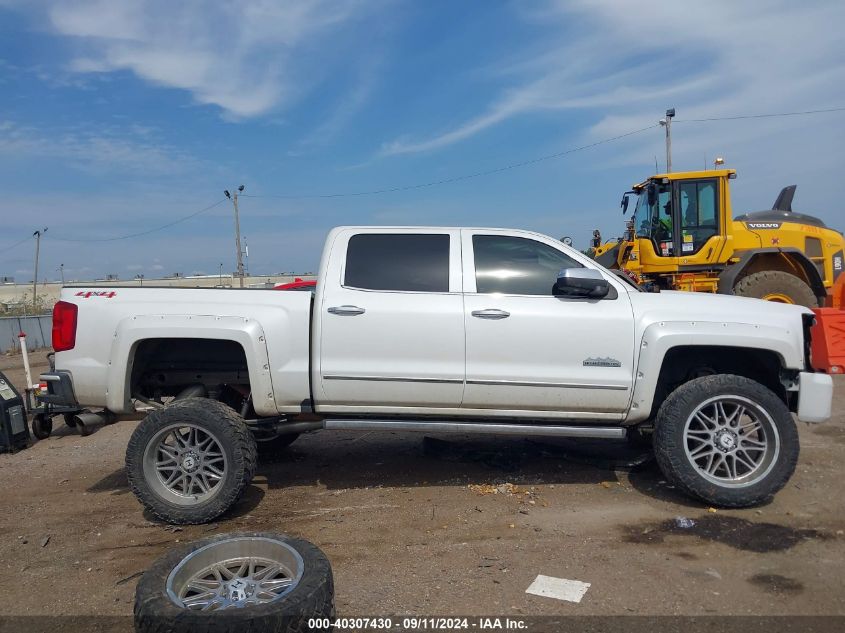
[126,398,257,525]
[732,270,818,307]
[134,532,335,633]
[31,413,52,440]
[653,374,799,508]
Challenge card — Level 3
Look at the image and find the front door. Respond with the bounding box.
[461,230,635,418]
[315,229,465,411]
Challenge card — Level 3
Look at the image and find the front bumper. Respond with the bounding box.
[38,371,79,408]
[796,372,833,423]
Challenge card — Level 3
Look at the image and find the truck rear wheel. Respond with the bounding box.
[126,398,257,525]
[653,374,799,508]
[732,270,818,307]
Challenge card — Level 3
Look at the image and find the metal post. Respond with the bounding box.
[225,187,246,288]
[662,108,675,173]
[59,263,65,285]
[243,236,249,276]
[32,227,47,309]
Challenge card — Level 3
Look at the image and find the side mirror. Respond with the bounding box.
[620,190,636,215]
[554,268,610,298]
[647,183,657,207]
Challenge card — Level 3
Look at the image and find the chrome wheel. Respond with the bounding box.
[683,395,780,488]
[166,536,304,610]
[142,423,227,506]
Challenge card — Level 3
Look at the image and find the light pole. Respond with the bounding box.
[32,227,47,309]
[219,262,223,286]
[224,186,246,288]
[59,263,65,285]
[659,108,675,173]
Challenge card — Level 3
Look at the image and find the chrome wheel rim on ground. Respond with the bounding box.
[166,537,304,610]
[142,423,228,506]
[683,395,780,488]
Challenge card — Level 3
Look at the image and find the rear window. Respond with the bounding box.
[344,233,450,292]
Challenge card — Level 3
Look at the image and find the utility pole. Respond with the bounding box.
[659,108,675,172]
[224,186,246,288]
[32,227,47,309]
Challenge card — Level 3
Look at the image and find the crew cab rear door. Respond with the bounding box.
[313,228,465,411]
[460,230,635,418]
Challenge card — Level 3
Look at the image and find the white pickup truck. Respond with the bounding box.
[43,226,832,524]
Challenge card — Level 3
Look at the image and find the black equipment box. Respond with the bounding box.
[0,371,29,453]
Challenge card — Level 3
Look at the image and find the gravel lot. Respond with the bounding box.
[1,351,843,621]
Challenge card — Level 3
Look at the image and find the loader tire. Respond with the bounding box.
[126,398,257,525]
[732,270,818,307]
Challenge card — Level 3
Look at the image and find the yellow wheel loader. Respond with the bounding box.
[590,168,845,308]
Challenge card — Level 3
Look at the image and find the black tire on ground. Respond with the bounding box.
[653,374,799,508]
[31,414,52,440]
[255,432,300,462]
[125,398,257,525]
[63,413,77,427]
[134,532,335,633]
[732,270,818,307]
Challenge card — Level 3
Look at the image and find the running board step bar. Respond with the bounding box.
[323,419,625,439]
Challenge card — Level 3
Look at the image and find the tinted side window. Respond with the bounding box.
[345,233,450,292]
[473,235,582,295]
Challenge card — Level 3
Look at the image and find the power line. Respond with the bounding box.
[4,106,843,246]
[676,106,845,123]
[48,199,227,243]
[242,123,661,200]
[1,234,32,255]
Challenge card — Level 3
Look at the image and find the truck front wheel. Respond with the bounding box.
[126,398,257,525]
[653,374,798,508]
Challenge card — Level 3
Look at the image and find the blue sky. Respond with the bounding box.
[1,0,844,281]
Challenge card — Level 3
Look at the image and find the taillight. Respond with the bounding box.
[52,301,78,352]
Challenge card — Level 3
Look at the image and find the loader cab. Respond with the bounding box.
[627,169,735,272]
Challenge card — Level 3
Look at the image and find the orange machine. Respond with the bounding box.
[811,275,845,373]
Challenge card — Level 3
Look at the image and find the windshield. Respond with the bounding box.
[631,182,674,254]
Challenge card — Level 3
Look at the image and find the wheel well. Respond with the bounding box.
[130,338,251,405]
[649,345,789,419]
[739,253,810,284]
[720,249,826,300]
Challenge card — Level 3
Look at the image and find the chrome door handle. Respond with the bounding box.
[471,308,510,320]
[327,305,366,316]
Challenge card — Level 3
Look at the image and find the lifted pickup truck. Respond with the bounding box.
[44,226,833,524]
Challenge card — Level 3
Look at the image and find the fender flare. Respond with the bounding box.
[717,247,826,300]
[624,320,801,424]
[106,314,276,416]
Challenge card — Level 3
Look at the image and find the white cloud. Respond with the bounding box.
[43,0,378,118]
[0,119,204,175]
[381,0,845,156]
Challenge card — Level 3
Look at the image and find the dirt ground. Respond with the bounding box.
[1,351,843,621]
